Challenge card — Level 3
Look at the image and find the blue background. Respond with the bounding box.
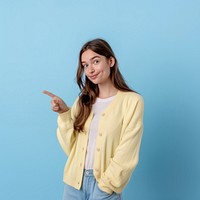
[0,0,199,199]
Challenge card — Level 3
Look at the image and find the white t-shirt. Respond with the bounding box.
[84,96,115,169]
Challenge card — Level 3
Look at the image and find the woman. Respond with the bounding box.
[43,38,144,200]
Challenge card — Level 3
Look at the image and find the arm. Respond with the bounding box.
[43,90,78,156]
[99,96,144,194]
[56,98,79,156]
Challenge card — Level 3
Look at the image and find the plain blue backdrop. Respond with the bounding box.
[0,0,199,199]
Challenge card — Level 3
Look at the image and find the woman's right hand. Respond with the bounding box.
[43,90,69,113]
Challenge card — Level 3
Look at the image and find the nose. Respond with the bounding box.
[88,65,95,74]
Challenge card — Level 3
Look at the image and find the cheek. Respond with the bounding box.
[105,67,111,76]
[97,65,111,76]
[83,68,89,75]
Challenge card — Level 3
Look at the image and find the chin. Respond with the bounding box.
[88,78,98,84]
[91,81,99,85]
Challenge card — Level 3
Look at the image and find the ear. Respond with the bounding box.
[109,57,115,67]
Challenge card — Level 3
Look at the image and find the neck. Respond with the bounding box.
[98,83,118,99]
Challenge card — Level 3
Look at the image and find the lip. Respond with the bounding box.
[89,73,99,80]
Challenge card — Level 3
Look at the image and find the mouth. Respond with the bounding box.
[89,73,99,80]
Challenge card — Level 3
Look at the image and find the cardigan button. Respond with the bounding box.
[102,113,105,117]
[96,148,100,152]
[99,132,102,136]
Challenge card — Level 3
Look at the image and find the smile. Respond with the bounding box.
[89,73,99,80]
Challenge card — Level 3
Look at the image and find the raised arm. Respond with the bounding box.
[43,90,78,155]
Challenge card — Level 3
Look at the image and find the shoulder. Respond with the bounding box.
[117,91,144,118]
[70,97,80,115]
[118,90,144,104]
[115,91,144,114]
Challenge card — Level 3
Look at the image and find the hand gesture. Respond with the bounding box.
[43,90,69,113]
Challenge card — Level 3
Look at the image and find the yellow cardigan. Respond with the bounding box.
[57,90,144,194]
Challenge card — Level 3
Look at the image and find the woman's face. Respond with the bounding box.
[81,49,115,85]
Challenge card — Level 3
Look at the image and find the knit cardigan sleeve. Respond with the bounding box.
[56,98,79,156]
[98,95,144,194]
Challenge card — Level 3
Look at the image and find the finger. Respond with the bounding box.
[52,105,60,112]
[52,98,60,105]
[53,106,59,110]
[43,90,57,98]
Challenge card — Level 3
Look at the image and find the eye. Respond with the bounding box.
[93,59,100,65]
[83,63,89,68]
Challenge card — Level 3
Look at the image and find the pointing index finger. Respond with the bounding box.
[43,90,57,98]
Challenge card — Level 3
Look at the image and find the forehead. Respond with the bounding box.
[81,49,102,62]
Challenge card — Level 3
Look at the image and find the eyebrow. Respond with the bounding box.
[81,56,101,64]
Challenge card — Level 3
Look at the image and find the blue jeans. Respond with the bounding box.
[62,169,122,200]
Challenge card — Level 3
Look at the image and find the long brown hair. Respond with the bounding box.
[74,38,134,132]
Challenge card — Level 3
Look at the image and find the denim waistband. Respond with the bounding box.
[84,169,94,177]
